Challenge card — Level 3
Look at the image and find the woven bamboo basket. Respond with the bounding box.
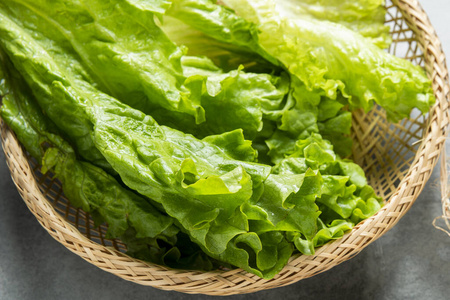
[1,0,449,296]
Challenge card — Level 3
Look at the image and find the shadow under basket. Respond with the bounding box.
[1,0,449,296]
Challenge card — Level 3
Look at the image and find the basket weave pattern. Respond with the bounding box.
[1,0,449,295]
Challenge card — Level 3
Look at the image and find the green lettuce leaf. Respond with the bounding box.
[0,2,113,171]
[247,171,322,239]
[287,219,354,255]
[285,135,381,203]
[266,83,353,160]
[203,129,258,162]
[0,47,223,271]
[0,14,294,278]
[152,66,289,139]
[271,133,382,254]
[273,0,391,48]
[122,0,171,16]
[223,0,435,121]
[166,0,278,66]
[0,0,405,279]
[249,136,382,256]
[11,0,204,122]
[160,16,258,71]
[0,51,179,255]
[9,0,292,142]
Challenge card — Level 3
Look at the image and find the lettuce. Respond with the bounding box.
[152,66,290,139]
[274,0,392,48]
[0,0,434,279]
[223,0,435,121]
[8,0,202,121]
[0,1,114,171]
[166,0,279,66]
[0,52,183,265]
[6,0,290,142]
[0,12,283,277]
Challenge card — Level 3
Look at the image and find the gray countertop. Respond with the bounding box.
[1,1,449,299]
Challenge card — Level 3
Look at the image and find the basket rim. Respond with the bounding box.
[1,0,449,295]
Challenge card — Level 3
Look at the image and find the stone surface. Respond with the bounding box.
[0,1,449,299]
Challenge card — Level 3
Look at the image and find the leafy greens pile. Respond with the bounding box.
[0,0,434,279]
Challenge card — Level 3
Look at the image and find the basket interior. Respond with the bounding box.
[25,0,428,258]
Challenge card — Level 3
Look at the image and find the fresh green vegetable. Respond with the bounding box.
[5,0,291,142]
[166,0,279,65]
[0,0,434,279]
[223,0,434,121]
[0,51,192,268]
[273,0,392,48]
[0,11,284,277]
